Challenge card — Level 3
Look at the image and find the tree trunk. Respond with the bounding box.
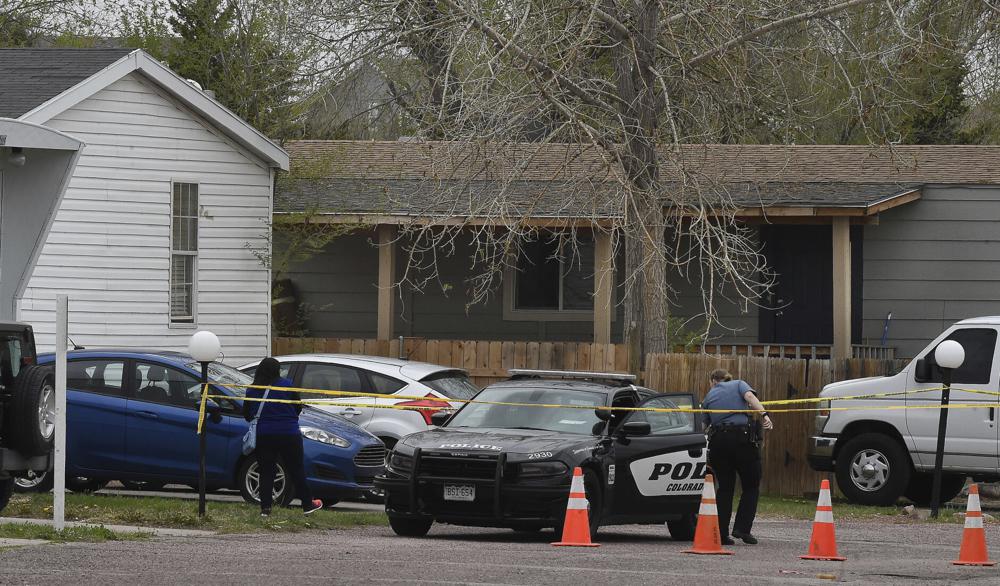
[613,0,668,355]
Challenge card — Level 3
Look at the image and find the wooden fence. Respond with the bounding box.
[272,336,908,497]
[272,337,629,388]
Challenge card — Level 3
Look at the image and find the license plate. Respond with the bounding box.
[443,484,475,501]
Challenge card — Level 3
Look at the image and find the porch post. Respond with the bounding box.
[594,230,614,345]
[832,217,851,360]
[377,224,396,340]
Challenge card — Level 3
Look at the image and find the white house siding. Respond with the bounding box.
[17,73,271,365]
[862,185,1000,359]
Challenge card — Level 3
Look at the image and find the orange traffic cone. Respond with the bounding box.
[683,473,733,555]
[801,479,846,561]
[954,483,995,566]
[551,467,599,547]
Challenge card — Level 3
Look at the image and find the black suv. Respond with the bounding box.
[375,370,706,540]
[0,322,54,511]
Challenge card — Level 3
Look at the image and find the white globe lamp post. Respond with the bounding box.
[930,339,964,517]
[188,331,221,517]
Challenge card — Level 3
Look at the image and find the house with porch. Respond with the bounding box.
[275,140,1000,360]
[1,48,288,364]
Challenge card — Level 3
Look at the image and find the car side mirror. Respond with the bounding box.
[591,421,608,436]
[206,400,224,424]
[594,408,612,421]
[914,358,932,382]
[620,421,651,437]
[430,411,451,427]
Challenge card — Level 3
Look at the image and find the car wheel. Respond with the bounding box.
[835,432,912,506]
[13,470,53,492]
[0,478,13,513]
[67,477,107,493]
[555,468,602,541]
[388,515,433,537]
[904,473,967,507]
[238,457,293,506]
[667,511,697,541]
[4,365,56,456]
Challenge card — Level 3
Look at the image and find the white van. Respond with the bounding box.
[808,317,1000,506]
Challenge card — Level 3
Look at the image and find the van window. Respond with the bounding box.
[927,328,997,384]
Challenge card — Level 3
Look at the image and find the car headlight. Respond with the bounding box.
[518,461,569,478]
[386,451,414,474]
[300,426,351,448]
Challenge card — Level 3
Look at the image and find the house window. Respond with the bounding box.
[171,182,198,323]
[504,234,598,321]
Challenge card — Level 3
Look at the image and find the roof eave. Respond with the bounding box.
[17,50,288,170]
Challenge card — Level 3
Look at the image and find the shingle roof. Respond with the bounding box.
[276,140,1000,219]
[0,48,133,118]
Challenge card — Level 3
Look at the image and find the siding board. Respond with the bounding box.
[19,72,271,365]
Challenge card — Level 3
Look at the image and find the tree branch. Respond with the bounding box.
[686,0,880,69]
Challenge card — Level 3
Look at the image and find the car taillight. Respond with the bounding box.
[21,356,34,366]
[398,396,452,425]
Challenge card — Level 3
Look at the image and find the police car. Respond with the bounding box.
[375,370,706,540]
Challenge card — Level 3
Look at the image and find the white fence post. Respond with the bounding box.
[54,294,67,531]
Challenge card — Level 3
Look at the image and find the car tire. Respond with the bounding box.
[904,473,967,507]
[4,365,56,457]
[555,468,602,541]
[0,477,13,513]
[388,515,433,537]
[238,456,293,507]
[13,470,53,492]
[667,511,697,541]
[835,432,912,506]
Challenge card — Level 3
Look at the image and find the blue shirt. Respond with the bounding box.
[244,376,302,436]
[701,380,752,427]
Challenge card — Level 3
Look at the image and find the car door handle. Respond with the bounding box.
[689,448,703,458]
[134,411,159,419]
[339,408,360,417]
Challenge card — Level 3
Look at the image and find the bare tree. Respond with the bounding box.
[290,0,994,353]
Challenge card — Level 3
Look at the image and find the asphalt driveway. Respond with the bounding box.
[0,518,997,585]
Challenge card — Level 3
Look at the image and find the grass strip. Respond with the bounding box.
[0,522,151,542]
[4,493,387,534]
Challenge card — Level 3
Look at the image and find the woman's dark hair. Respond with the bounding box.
[253,357,281,387]
[710,368,733,383]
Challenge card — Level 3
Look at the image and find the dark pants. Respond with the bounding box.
[708,428,762,537]
[256,433,313,511]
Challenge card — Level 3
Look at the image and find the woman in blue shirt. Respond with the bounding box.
[701,369,773,545]
[245,357,323,516]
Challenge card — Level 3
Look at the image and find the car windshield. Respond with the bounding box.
[188,361,253,396]
[420,370,478,399]
[446,387,604,434]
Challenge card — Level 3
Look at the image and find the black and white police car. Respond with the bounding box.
[375,369,707,540]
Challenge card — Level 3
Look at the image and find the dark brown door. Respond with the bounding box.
[758,225,862,345]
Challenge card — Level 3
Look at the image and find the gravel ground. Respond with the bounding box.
[0,519,997,585]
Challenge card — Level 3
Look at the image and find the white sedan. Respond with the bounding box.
[238,354,478,450]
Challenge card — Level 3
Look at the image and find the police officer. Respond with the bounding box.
[701,369,773,545]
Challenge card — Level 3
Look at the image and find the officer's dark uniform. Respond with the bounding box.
[702,379,762,542]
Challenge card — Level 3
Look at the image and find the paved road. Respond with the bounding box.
[0,519,997,584]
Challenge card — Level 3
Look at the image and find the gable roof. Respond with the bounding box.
[0,48,287,169]
[0,49,133,118]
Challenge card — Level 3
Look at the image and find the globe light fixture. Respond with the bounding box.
[935,340,965,370]
[187,330,221,362]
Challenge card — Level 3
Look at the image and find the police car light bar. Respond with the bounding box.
[508,369,637,382]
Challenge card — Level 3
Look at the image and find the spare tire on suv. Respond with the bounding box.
[4,365,55,457]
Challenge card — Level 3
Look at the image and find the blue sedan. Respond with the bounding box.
[35,350,386,505]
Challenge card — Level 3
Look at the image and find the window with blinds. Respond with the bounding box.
[171,182,198,323]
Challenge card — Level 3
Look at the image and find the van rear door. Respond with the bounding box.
[904,327,1000,474]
